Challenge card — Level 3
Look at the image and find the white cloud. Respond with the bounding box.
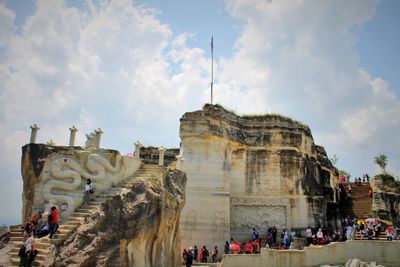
[0,0,210,223]
[1,0,400,224]
[216,0,399,177]
[0,3,15,48]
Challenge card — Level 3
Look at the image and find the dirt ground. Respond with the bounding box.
[0,242,12,267]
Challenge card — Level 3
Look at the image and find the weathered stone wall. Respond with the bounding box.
[178,104,338,251]
[220,240,400,267]
[139,146,179,166]
[21,144,141,223]
[371,174,400,226]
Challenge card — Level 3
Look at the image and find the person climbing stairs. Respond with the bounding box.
[341,182,373,219]
[7,164,165,266]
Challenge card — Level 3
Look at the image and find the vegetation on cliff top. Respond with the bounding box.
[374,154,388,173]
[378,173,400,194]
[204,103,309,128]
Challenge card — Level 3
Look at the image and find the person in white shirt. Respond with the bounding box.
[306,226,313,245]
[83,179,94,206]
[19,232,38,267]
[316,228,323,241]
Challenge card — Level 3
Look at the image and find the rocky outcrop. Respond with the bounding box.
[344,259,386,267]
[0,227,10,249]
[372,174,400,226]
[52,169,186,267]
[178,104,338,250]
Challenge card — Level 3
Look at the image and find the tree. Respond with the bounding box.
[374,154,388,173]
[330,154,339,166]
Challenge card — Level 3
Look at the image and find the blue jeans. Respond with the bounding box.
[49,223,58,238]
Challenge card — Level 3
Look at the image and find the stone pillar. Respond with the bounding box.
[29,124,39,143]
[158,147,166,166]
[134,141,142,159]
[94,128,103,149]
[69,126,78,147]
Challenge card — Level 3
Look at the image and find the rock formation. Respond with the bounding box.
[21,144,141,223]
[371,174,400,226]
[18,142,187,267]
[178,104,338,250]
[344,259,386,267]
[49,169,186,267]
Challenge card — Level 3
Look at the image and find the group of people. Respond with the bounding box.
[182,245,218,266]
[354,174,370,185]
[226,238,262,254]
[18,206,59,267]
[304,216,399,247]
[225,226,290,253]
[341,216,399,241]
[17,179,94,266]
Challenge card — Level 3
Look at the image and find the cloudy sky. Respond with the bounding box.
[1,0,399,225]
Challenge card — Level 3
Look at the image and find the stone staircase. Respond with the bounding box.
[353,230,386,240]
[7,164,165,266]
[342,182,373,219]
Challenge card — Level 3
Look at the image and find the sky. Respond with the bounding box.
[0,0,399,225]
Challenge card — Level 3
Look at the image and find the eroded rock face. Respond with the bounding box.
[54,170,186,267]
[178,104,338,250]
[372,174,400,226]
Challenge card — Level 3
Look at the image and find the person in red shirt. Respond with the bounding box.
[233,240,241,254]
[49,206,59,239]
[244,241,252,254]
[252,239,260,254]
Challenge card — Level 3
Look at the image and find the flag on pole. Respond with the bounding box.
[210,35,214,104]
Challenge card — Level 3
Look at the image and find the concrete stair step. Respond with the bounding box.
[75,208,94,213]
[9,225,22,230]
[10,247,49,256]
[11,236,23,242]
[58,228,72,234]
[63,220,81,226]
[10,232,22,238]
[71,214,91,218]
[90,202,104,206]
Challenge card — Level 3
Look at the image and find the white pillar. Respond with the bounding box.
[158,147,166,166]
[30,124,40,143]
[134,141,142,159]
[69,126,78,147]
[95,128,103,149]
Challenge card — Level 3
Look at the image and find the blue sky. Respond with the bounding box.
[355,0,400,97]
[0,0,399,225]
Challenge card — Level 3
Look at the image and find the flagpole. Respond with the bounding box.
[211,35,214,105]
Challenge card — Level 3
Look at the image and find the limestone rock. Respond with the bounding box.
[371,174,400,225]
[345,259,386,267]
[178,104,339,250]
[53,169,186,267]
[0,228,10,249]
